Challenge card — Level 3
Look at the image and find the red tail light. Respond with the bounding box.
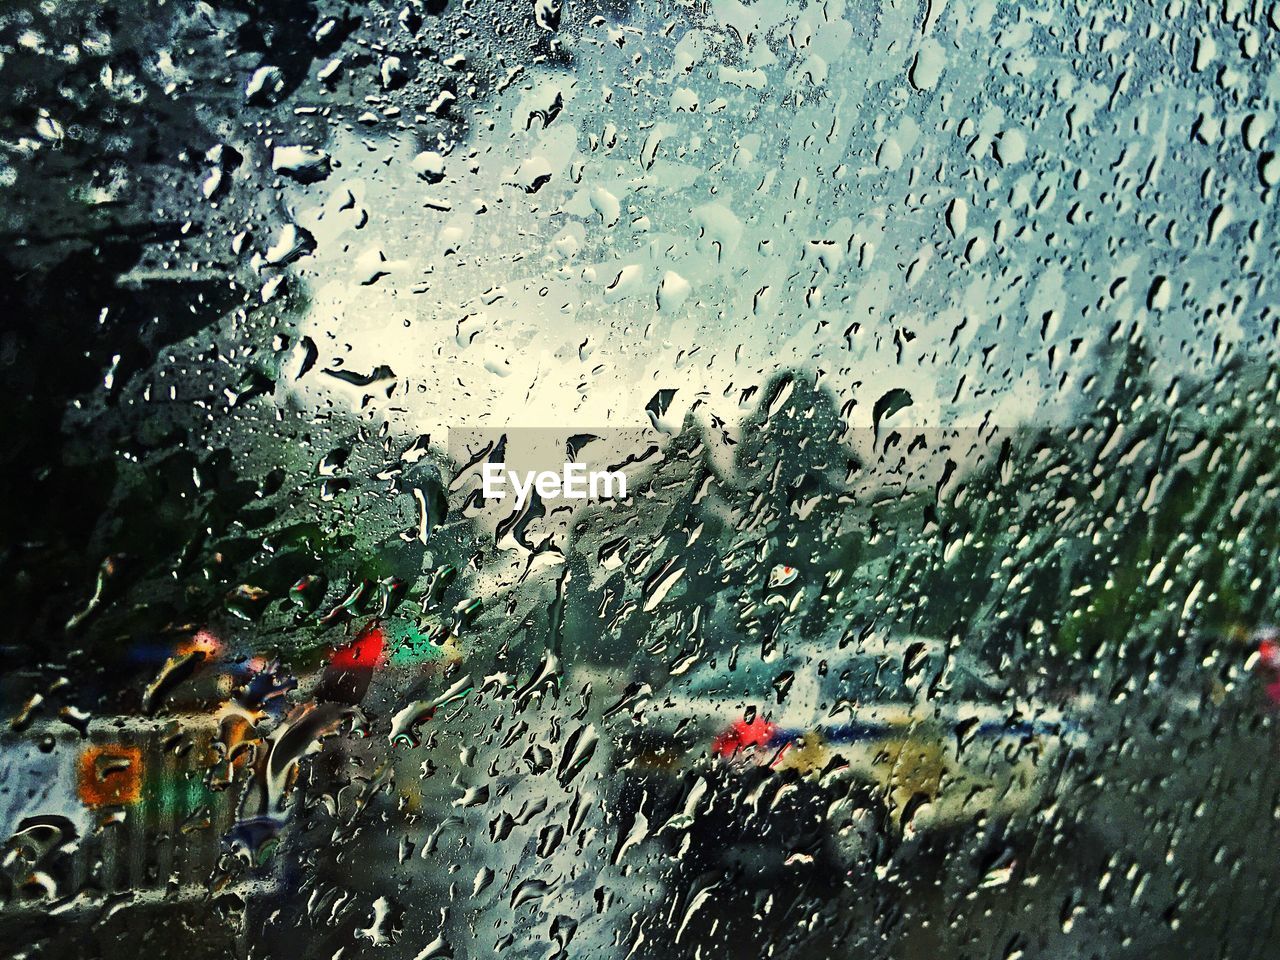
[330,623,386,670]
[712,717,777,757]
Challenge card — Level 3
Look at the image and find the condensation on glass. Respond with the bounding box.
[1,0,1278,957]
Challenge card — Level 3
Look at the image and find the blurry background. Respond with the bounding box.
[1,0,1279,957]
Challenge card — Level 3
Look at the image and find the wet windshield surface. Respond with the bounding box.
[2,1,1279,958]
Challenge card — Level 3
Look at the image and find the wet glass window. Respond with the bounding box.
[2,0,1279,957]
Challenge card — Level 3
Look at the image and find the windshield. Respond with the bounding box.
[2,2,1277,959]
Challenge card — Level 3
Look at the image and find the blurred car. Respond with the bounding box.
[613,634,1085,872]
[0,712,279,916]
